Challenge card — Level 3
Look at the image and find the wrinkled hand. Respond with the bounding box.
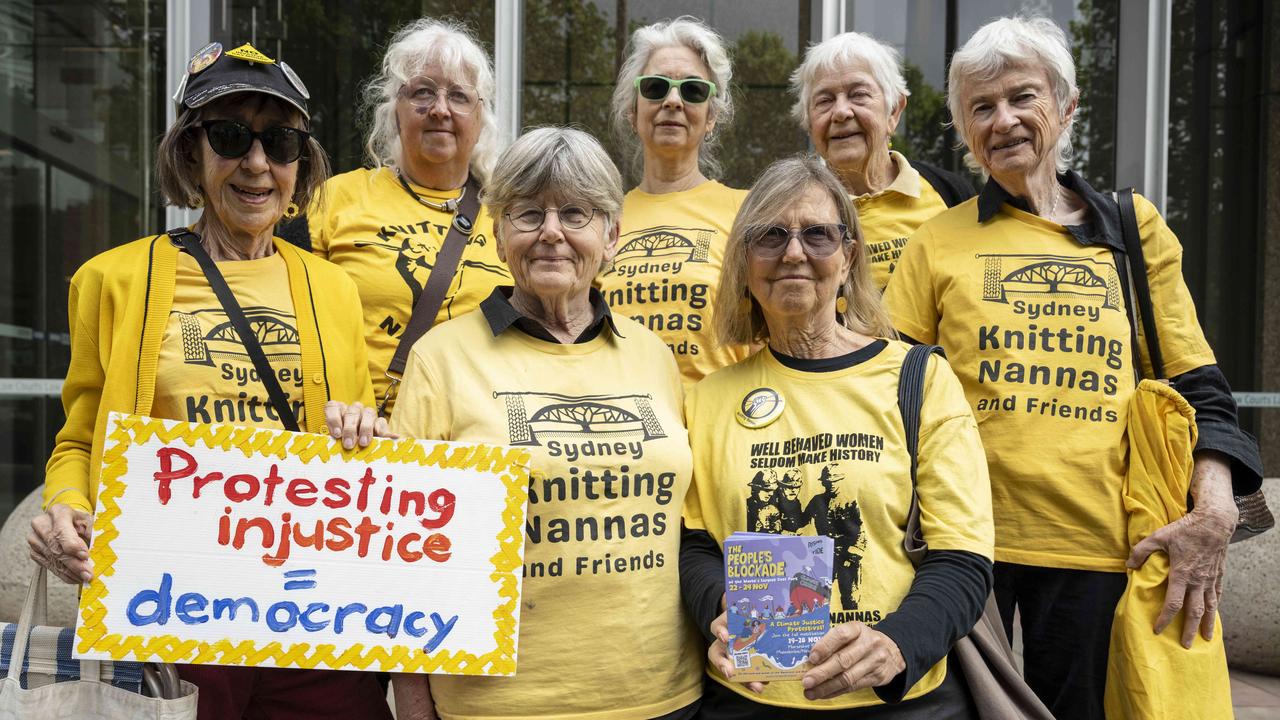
[1127,453,1236,648]
[1127,508,1235,648]
[707,610,767,694]
[801,621,904,700]
[324,400,398,449]
[28,504,94,584]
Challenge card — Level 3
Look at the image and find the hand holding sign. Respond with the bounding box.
[75,413,529,675]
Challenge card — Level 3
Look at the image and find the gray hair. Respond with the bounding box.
[947,15,1078,173]
[362,18,500,182]
[714,155,895,346]
[609,16,734,180]
[790,31,910,128]
[481,127,624,238]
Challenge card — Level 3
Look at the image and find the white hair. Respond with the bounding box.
[947,15,1078,173]
[790,31,910,128]
[609,16,734,180]
[362,18,500,183]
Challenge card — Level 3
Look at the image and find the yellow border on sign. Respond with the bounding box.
[77,413,530,675]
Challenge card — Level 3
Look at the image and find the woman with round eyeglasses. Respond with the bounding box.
[681,156,993,718]
[791,32,975,291]
[282,18,510,419]
[601,16,750,388]
[29,43,391,718]
[385,126,703,720]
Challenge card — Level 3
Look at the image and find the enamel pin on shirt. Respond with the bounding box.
[737,387,785,428]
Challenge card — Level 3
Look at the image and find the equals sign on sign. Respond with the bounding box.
[283,568,317,591]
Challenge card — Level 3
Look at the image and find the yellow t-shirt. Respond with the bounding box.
[597,180,751,387]
[684,341,993,710]
[308,167,510,411]
[856,152,952,291]
[883,194,1215,571]
[389,312,703,720]
[154,252,304,428]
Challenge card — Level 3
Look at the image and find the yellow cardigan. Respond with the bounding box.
[44,234,375,514]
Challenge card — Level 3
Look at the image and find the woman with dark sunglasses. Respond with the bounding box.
[281,18,511,418]
[601,16,751,388]
[28,42,391,719]
[681,156,994,718]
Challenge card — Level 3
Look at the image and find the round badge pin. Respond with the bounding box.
[736,387,785,429]
[187,42,222,75]
[279,61,311,100]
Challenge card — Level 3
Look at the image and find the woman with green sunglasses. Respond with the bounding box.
[602,16,752,389]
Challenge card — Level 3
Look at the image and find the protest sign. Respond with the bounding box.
[75,412,530,675]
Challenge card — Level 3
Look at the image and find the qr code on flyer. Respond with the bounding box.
[733,652,749,669]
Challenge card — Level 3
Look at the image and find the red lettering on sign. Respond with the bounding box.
[153,447,198,504]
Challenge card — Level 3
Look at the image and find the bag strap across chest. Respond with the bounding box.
[379,174,482,416]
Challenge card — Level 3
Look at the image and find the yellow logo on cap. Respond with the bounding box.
[736,387,785,429]
[225,43,275,65]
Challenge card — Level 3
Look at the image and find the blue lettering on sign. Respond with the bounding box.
[124,573,458,651]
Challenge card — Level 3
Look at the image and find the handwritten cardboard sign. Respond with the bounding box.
[75,412,530,675]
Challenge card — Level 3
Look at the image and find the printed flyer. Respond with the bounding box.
[723,532,833,681]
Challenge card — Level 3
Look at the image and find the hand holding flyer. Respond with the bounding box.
[723,533,834,681]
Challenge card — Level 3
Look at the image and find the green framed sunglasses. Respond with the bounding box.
[634,75,718,104]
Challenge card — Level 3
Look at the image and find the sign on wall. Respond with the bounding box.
[75,413,530,675]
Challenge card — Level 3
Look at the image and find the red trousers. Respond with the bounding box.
[178,665,393,720]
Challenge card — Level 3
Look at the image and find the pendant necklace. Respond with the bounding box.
[396,171,464,213]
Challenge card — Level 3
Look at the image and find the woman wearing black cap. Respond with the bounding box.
[27,42,392,719]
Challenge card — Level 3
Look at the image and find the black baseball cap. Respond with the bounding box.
[174,42,311,119]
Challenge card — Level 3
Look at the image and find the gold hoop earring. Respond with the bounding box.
[284,202,300,219]
[835,295,848,314]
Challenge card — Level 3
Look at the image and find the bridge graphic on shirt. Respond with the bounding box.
[493,391,667,446]
[977,253,1121,310]
[606,225,712,270]
[176,306,301,366]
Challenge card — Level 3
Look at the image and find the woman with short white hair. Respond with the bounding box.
[283,17,511,418]
[792,31,974,290]
[388,127,703,720]
[599,16,751,388]
[885,16,1262,718]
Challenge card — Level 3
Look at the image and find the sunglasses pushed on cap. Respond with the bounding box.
[635,75,717,104]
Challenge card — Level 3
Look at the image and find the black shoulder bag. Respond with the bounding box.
[896,344,1054,719]
[378,175,481,417]
[1112,189,1272,543]
[168,228,300,432]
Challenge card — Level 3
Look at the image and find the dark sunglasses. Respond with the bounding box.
[199,120,310,164]
[635,75,717,104]
[748,224,850,258]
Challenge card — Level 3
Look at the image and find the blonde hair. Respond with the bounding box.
[948,16,1078,173]
[714,155,895,345]
[362,18,500,182]
[609,16,734,180]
